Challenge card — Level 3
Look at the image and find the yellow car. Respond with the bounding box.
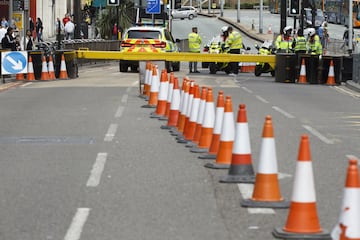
[119,26,181,72]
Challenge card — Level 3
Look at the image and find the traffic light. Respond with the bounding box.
[289,0,300,16]
[107,0,119,6]
[13,0,24,11]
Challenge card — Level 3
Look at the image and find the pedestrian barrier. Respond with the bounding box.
[204,96,234,169]
[298,58,307,84]
[241,115,289,208]
[219,104,255,182]
[199,90,224,160]
[331,158,360,240]
[273,135,331,239]
[190,87,215,153]
[27,56,35,81]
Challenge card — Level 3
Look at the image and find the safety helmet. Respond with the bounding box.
[307,28,316,37]
[221,26,228,33]
[283,26,292,34]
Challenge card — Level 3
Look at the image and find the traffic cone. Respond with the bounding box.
[241,115,290,208]
[142,65,159,108]
[16,73,25,81]
[186,86,207,148]
[161,76,180,130]
[177,80,195,140]
[199,90,224,159]
[150,69,168,118]
[58,54,69,80]
[27,56,35,81]
[218,104,256,180]
[159,72,175,121]
[204,96,234,169]
[326,60,336,86]
[179,84,200,143]
[268,24,273,34]
[298,58,307,84]
[190,87,215,153]
[141,61,152,98]
[48,55,56,80]
[331,158,360,240]
[40,56,50,81]
[171,78,190,136]
[273,135,331,239]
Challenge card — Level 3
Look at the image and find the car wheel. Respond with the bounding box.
[254,65,262,76]
[188,14,194,20]
[119,62,128,72]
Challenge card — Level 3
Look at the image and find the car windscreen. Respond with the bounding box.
[127,30,161,39]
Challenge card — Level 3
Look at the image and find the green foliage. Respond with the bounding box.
[95,1,135,39]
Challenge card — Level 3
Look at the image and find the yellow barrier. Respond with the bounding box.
[75,50,276,69]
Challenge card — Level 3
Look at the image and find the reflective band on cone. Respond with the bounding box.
[151,69,168,118]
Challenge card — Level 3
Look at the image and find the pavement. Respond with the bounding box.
[1,11,359,93]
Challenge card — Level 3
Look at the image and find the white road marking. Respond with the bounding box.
[121,94,128,103]
[241,87,253,93]
[237,184,275,214]
[86,153,108,187]
[302,125,335,144]
[272,106,295,119]
[115,106,125,118]
[104,124,118,142]
[256,95,269,103]
[64,208,90,240]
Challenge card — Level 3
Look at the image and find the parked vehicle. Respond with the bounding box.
[254,40,275,77]
[119,26,180,72]
[171,6,198,20]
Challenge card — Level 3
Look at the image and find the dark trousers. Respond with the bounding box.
[229,48,240,74]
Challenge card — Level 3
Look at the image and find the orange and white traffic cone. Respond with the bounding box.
[298,58,307,84]
[199,90,224,159]
[205,96,234,169]
[16,73,25,81]
[58,54,69,80]
[161,76,180,130]
[190,87,215,153]
[273,135,331,239]
[48,55,56,80]
[219,104,256,180]
[177,80,195,140]
[326,60,336,86]
[159,72,175,121]
[186,86,207,148]
[142,64,159,108]
[179,84,200,144]
[151,69,168,118]
[27,56,35,81]
[268,24,273,34]
[241,115,290,208]
[141,61,152,98]
[40,56,50,81]
[171,79,191,136]
[331,158,360,240]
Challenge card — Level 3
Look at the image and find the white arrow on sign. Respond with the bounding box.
[6,55,23,70]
